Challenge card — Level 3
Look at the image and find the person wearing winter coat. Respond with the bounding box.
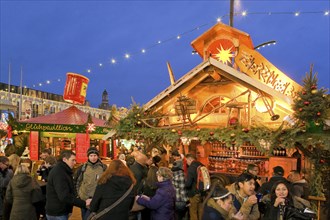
[0,156,13,220]
[258,166,288,196]
[141,155,161,220]
[36,155,57,182]
[73,147,107,220]
[202,185,243,220]
[5,164,43,220]
[89,159,136,220]
[185,153,205,220]
[137,167,176,220]
[46,150,90,220]
[259,180,311,220]
[171,159,189,220]
[226,173,260,220]
[287,170,310,200]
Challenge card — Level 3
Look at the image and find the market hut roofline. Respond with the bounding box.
[19,105,108,127]
[144,57,295,112]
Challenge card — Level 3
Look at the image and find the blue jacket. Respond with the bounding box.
[137,179,175,220]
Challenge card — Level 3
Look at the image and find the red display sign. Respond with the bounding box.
[102,141,107,157]
[63,72,89,105]
[29,131,39,160]
[76,133,90,163]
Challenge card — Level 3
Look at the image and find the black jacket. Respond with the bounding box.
[89,175,135,220]
[202,205,225,220]
[46,161,86,216]
[185,160,203,197]
[130,161,148,195]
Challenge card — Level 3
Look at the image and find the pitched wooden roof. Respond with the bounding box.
[20,105,107,126]
[144,57,293,111]
[191,22,254,57]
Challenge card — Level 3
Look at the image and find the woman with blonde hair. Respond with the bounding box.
[8,154,20,173]
[5,164,43,220]
[89,159,136,220]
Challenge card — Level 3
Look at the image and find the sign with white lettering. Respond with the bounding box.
[235,44,302,98]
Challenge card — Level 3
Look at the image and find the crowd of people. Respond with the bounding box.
[0,144,316,220]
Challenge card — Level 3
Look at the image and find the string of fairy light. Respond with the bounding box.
[15,10,329,90]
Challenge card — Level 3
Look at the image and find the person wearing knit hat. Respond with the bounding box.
[87,147,99,157]
[202,185,243,220]
[73,147,107,220]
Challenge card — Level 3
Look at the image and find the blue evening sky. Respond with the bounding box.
[1,0,329,108]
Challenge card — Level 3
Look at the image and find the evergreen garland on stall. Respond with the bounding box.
[115,66,330,206]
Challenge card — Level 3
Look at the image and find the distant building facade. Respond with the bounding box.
[0,82,111,121]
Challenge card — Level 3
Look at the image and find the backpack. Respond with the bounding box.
[196,165,211,192]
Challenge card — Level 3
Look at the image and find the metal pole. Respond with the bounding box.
[19,66,23,120]
[229,0,234,27]
[8,63,11,99]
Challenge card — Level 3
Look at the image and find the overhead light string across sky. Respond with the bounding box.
[13,9,329,90]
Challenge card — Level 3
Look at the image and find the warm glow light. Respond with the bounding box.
[111,59,116,64]
[242,11,247,16]
[254,96,275,113]
[214,45,234,65]
[217,17,221,22]
[283,115,296,126]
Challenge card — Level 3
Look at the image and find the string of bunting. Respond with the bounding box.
[13,10,329,90]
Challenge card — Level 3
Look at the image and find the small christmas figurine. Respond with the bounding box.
[21,146,30,159]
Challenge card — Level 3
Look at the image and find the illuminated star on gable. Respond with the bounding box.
[214,45,234,65]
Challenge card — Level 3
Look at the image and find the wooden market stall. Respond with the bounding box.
[15,105,112,163]
[140,22,306,180]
